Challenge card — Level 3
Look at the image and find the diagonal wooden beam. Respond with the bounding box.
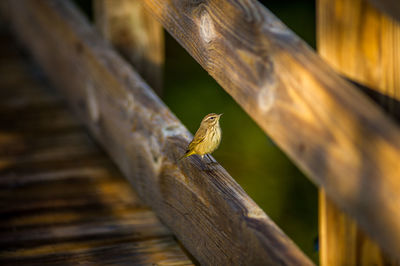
[0,0,313,265]
[142,0,400,259]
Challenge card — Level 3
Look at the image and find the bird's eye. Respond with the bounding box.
[209,117,215,120]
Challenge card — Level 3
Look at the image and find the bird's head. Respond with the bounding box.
[201,113,223,126]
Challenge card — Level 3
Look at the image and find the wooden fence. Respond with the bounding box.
[1,0,399,265]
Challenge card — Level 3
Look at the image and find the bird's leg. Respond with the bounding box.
[205,154,213,163]
[200,155,208,170]
[200,154,216,170]
[205,154,219,167]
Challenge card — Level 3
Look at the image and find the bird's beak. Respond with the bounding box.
[219,113,223,117]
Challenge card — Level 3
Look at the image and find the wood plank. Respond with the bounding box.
[367,0,400,22]
[0,131,98,155]
[0,205,145,229]
[0,0,313,265]
[0,212,170,248]
[0,109,81,133]
[94,0,164,95]
[140,0,400,259]
[0,192,138,216]
[317,0,400,264]
[0,237,193,266]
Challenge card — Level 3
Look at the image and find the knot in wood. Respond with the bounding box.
[258,79,277,113]
[199,10,215,43]
[86,83,100,123]
[126,93,135,113]
[162,124,185,138]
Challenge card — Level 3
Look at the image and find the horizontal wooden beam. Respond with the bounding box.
[0,0,313,265]
[367,0,400,22]
[142,0,400,259]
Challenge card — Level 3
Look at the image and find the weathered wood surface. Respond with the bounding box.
[318,0,400,264]
[0,29,193,266]
[0,0,313,265]
[94,0,164,95]
[141,0,400,259]
[367,0,400,22]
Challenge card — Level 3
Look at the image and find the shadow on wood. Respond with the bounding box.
[367,0,400,22]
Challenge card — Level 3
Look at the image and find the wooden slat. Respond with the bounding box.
[0,213,170,247]
[0,30,193,265]
[0,0,312,265]
[94,0,164,95]
[367,0,400,22]
[140,0,400,259]
[1,238,193,266]
[317,0,400,264]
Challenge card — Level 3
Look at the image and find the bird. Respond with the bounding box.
[179,113,223,162]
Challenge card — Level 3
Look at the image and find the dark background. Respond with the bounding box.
[76,0,319,263]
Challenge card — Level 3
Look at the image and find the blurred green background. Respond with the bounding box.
[76,0,319,263]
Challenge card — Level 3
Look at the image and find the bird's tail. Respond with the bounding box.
[178,150,195,161]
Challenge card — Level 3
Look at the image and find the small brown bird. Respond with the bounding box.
[179,113,223,161]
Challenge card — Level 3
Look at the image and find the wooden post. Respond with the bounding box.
[317,0,400,264]
[94,0,164,96]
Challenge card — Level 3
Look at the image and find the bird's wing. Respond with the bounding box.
[188,126,207,150]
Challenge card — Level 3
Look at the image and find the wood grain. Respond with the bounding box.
[141,0,400,260]
[318,0,400,264]
[0,0,313,265]
[94,0,164,96]
[319,191,399,265]
[0,31,193,266]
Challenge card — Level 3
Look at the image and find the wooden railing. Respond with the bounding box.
[1,0,399,265]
